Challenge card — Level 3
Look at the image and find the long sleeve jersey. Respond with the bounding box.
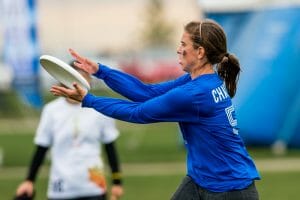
[82,64,260,192]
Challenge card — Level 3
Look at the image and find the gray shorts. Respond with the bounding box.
[171,176,259,200]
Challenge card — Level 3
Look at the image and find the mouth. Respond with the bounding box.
[178,55,183,65]
[177,57,182,65]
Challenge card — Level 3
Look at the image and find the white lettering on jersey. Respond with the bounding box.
[225,105,238,127]
[233,128,239,135]
[225,105,239,135]
[211,84,229,103]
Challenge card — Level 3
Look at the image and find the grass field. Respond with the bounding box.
[1,119,300,199]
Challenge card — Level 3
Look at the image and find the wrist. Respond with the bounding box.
[112,172,122,185]
[93,64,110,79]
[25,176,35,183]
[93,62,100,74]
[23,180,34,188]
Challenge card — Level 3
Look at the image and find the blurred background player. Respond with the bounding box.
[15,63,123,200]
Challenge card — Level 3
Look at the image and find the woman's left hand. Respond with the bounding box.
[50,82,87,102]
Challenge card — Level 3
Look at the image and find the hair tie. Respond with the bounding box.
[222,53,229,63]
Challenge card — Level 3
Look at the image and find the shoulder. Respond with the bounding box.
[173,74,224,105]
[176,73,191,82]
[189,73,223,93]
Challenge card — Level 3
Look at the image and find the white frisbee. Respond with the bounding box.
[40,55,90,91]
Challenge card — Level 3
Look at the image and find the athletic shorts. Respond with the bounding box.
[171,176,259,200]
[48,194,106,200]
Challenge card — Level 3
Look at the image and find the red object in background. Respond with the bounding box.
[118,54,184,83]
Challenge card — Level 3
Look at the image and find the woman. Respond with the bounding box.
[51,19,260,200]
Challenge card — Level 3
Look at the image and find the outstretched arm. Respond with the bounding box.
[16,145,48,197]
[82,87,198,124]
[69,48,190,102]
[51,83,198,124]
[95,65,190,102]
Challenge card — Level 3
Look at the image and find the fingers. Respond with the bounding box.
[73,82,85,93]
[50,85,72,97]
[69,48,94,73]
[73,82,80,90]
[50,83,86,102]
[110,195,117,200]
[110,194,121,200]
[16,187,26,196]
[69,48,84,62]
[110,185,124,200]
[73,61,85,71]
[69,48,90,65]
[16,181,34,196]
[73,82,88,99]
[50,85,68,94]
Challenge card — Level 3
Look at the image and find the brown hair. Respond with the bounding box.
[184,19,240,97]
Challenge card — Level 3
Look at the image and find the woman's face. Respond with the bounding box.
[177,31,199,73]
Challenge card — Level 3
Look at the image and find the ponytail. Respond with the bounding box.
[217,53,240,97]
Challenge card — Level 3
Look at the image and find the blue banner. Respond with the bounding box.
[204,6,300,147]
[206,11,252,51]
[2,0,43,108]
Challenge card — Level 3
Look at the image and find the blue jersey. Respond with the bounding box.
[82,65,260,192]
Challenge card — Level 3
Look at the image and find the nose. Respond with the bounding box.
[176,46,181,55]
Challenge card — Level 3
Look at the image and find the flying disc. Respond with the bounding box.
[40,55,90,91]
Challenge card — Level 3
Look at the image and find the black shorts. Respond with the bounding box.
[48,194,106,200]
[171,176,259,200]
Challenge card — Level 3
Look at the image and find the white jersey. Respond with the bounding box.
[34,97,119,199]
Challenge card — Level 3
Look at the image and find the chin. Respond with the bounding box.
[182,65,190,73]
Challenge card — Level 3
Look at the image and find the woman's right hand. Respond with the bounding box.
[69,48,99,74]
[16,180,34,197]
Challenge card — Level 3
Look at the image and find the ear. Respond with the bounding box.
[197,47,206,60]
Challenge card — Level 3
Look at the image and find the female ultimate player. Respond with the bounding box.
[50,19,260,200]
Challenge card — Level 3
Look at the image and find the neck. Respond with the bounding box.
[190,63,214,79]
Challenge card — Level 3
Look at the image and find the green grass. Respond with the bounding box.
[0,167,182,200]
[256,171,300,200]
[1,116,300,199]
[1,167,300,200]
[116,122,186,163]
[0,122,186,166]
[0,134,36,166]
[0,176,48,200]
[2,119,299,166]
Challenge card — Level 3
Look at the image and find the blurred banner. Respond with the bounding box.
[201,3,300,147]
[1,0,43,109]
[232,6,300,147]
[205,11,252,51]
